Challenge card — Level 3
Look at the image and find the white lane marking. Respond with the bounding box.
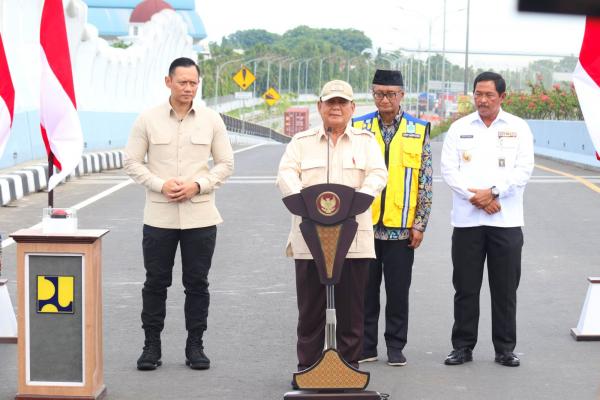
[71,180,132,185]
[229,177,600,184]
[228,180,277,184]
[232,143,266,154]
[69,179,134,212]
[1,144,266,249]
[230,176,277,179]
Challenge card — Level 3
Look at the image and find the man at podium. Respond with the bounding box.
[277,80,387,371]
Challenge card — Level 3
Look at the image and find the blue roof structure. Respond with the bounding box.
[83,0,207,40]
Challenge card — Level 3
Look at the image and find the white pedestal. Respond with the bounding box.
[0,279,17,343]
[571,277,600,341]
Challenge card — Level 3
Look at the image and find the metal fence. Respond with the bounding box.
[220,113,290,143]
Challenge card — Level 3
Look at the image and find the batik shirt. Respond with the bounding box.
[374,111,433,240]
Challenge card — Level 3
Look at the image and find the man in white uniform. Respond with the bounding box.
[440,72,534,367]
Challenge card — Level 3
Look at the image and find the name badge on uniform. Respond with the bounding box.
[462,151,472,162]
[403,123,419,138]
[498,131,517,138]
[460,134,474,139]
[498,157,506,168]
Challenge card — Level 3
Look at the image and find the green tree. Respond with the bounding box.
[223,29,280,49]
[200,26,374,100]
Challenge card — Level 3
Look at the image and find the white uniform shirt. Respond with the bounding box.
[440,109,534,228]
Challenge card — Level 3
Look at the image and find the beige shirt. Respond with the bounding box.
[124,101,234,229]
[277,125,388,259]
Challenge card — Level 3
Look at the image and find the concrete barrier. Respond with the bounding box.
[0,150,124,206]
[527,119,600,169]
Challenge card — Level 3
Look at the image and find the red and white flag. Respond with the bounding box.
[573,16,600,161]
[0,33,15,159]
[40,0,83,190]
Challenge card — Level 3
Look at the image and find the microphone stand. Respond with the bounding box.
[324,126,336,349]
[326,126,331,185]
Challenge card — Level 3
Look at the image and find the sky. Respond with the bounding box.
[196,0,586,68]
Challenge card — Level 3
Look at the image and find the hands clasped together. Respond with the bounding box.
[468,188,501,215]
[161,178,200,202]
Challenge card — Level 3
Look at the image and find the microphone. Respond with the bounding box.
[326,127,332,184]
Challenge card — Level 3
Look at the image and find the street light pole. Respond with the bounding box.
[441,0,447,117]
[266,59,272,92]
[319,55,337,92]
[347,55,365,89]
[304,58,315,94]
[297,60,302,97]
[288,61,293,93]
[265,57,286,93]
[426,21,432,114]
[278,58,292,93]
[464,0,471,95]
[214,57,243,106]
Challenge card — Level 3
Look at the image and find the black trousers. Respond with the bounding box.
[451,226,523,353]
[295,258,369,370]
[363,239,414,354]
[141,224,217,334]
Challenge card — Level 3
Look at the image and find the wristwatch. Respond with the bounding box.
[490,186,500,199]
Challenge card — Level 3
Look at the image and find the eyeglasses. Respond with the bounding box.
[175,80,199,88]
[373,91,402,100]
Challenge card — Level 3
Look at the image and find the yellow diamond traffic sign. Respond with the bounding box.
[262,87,281,106]
[232,66,255,90]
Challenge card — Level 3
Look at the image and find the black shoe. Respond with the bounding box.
[444,348,473,365]
[387,349,407,366]
[185,331,210,370]
[358,353,378,363]
[137,340,162,371]
[291,379,299,390]
[495,352,520,367]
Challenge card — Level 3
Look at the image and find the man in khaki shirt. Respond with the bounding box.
[277,80,387,371]
[124,57,233,371]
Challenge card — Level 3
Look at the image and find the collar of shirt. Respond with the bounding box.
[316,125,353,144]
[470,107,508,128]
[163,100,197,121]
[377,110,404,144]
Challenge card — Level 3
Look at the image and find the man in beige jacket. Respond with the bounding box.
[277,80,387,371]
[125,57,233,371]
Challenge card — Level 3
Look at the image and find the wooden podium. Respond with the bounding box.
[282,184,380,399]
[10,229,108,400]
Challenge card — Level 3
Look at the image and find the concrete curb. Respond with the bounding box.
[0,150,124,206]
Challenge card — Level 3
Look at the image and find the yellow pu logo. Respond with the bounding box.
[37,275,74,314]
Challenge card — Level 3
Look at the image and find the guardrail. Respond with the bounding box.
[220,113,290,143]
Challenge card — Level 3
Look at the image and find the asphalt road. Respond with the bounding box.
[1,138,600,400]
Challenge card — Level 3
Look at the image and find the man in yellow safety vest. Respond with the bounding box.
[352,69,433,366]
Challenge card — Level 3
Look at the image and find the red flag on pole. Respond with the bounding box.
[0,33,15,159]
[573,16,600,162]
[40,0,83,190]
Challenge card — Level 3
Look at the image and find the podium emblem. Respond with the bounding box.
[316,191,340,217]
[37,275,74,314]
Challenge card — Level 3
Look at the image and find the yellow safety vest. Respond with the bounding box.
[353,113,427,228]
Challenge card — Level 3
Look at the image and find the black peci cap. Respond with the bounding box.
[372,69,404,87]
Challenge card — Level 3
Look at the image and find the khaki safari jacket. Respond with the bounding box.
[277,125,387,259]
[124,101,234,229]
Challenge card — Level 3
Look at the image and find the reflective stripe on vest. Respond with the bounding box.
[353,114,426,228]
